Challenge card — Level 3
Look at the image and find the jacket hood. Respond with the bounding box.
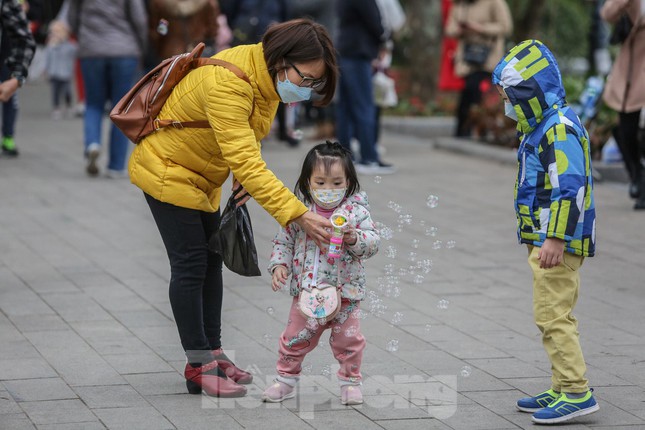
[492,40,566,134]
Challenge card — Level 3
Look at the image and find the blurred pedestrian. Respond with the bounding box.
[64,0,147,178]
[446,0,512,138]
[493,40,599,424]
[147,0,219,64]
[45,20,77,120]
[0,0,36,157]
[128,18,338,398]
[227,0,299,147]
[336,0,394,175]
[600,0,645,209]
[289,0,338,140]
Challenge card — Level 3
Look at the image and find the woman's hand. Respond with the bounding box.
[272,265,288,291]
[232,178,251,207]
[293,210,332,249]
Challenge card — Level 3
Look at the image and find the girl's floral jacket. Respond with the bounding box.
[268,191,380,301]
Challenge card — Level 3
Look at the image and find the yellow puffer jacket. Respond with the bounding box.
[129,43,308,227]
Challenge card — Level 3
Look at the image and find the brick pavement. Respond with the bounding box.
[1,81,644,429]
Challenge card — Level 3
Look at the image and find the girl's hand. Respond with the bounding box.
[343,228,358,246]
[272,265,288,291]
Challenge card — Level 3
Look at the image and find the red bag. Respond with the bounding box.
[110,43,250,143]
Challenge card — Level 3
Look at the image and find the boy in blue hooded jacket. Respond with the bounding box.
[492,40,599,425]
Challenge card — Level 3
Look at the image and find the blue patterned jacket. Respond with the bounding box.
[492,40,596,257]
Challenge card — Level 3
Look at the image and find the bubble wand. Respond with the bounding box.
[328,210,349,259]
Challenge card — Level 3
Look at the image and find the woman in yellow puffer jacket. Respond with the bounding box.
[129,18,338,397]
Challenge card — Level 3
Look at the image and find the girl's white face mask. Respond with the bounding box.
[311,188,346,209]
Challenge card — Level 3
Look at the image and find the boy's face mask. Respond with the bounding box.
[504,102,518,122]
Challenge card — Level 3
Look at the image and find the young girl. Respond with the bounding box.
[262,141,380,405]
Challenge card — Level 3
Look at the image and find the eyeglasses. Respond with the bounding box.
[289,62,325,89]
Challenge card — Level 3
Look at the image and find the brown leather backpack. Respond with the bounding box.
[110,43,250,143]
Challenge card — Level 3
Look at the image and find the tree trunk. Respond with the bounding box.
[513,0,547,43]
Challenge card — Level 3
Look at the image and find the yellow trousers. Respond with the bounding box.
[528,245,589,393]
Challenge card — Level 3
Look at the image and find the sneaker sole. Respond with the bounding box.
[531,403,599,424]
[517,405,544,413]
[86,150,99,176]
[261,391,295,403]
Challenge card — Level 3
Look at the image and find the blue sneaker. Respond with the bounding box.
[516,389,560,412]
[532,390,599,424]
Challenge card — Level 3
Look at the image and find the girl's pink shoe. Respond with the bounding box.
[341,385,363,405]
[211,348,253,384]
[261,380,295,403]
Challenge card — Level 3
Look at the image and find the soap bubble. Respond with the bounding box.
[398,213,413,225]
[408,251,417,262]
[345,326,358,337]
[437,299,450,309]
[385,246,397,259]
[411,239,420,249]
[446,240,456,249]
[333,326,341,334]
[375,222,393,240]
[373,176,382,184]
[425,324,432,332]
[425,226,438,237]
[391,312,404,325]
[414,275,424,284]
[306,318,319,330]
[460,366,472,377]
[302,364,313,375]
[432,240,443,250]
[426,195,439,208]
[263,333,273,343]
[387,201,403,213]
[352,309,367,320]
[266,307,274,315]
[384,263,395,275]
[392,286,401,298]
[397,267,408,276]
[321,365,332,376]
[386,339,399,352]
[418,259,433,274]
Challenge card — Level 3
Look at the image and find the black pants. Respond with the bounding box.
[615,110,644,184]
[455,70,490,137]
[145,193,222,364]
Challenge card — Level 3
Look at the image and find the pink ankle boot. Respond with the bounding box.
[261,380,295,403]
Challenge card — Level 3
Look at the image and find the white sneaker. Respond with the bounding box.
[355,161,396,175]
[85,143,100,176]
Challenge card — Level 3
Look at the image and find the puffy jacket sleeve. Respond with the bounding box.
[268,224,297,275]
[346,192,380,259]
[538,123,587,241]
[203,68,308,226]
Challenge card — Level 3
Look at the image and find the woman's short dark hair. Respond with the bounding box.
[262,18,338,106]
[295,141,360,206]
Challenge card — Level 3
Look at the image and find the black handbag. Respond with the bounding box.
[463,42,492,67]
[609,13,633,45]
[208,191,262,277]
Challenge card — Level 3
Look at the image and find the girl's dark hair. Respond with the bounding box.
[295,141,360,205]
[262,18,338,106]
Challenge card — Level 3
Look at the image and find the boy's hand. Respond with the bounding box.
[538,238,565,269]
[271,265,288,291]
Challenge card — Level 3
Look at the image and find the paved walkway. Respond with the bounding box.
[1,81,644,430]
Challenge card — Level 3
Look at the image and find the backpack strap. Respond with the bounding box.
[155,58,253,131]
